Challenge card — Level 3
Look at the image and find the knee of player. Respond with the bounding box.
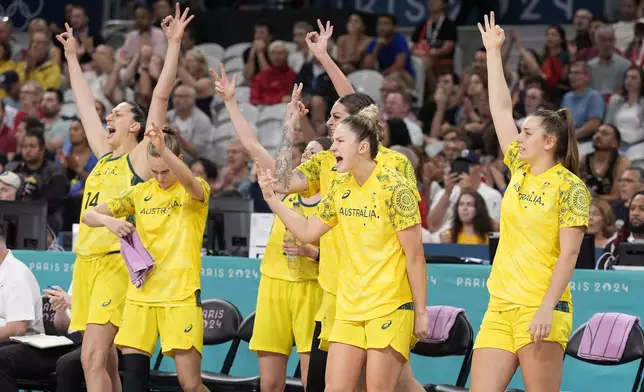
[260,375,287,392]
[80,346,105,371]
[177,372,203,392]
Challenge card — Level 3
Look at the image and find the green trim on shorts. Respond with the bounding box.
[398,302,413,311]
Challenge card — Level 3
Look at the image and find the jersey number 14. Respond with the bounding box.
[84,192,100,210]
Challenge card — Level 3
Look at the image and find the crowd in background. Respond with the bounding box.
[0,0,642,257]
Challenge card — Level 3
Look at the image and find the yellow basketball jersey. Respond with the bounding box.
[316,162,420,321]
[260,194,319,281]
[487,141,590,309]
[75,153,143,257]
[296,145,419,295]
[106,177,210,304]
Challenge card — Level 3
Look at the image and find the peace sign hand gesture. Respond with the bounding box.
[145,122,166,154]
[306,19,334,58]
[210,63,237,103]
[55,23,78,58]
[161,3,195,43]
[477,12,505,51]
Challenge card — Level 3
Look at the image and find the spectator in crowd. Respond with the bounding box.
[12,116,48,163]
[243,20,274,82]
[17,31,61,90]
[383,88,423,146]
[427,71,464,138]
[13,81,43,130]
[515,86,547,127]
[0,20,20,62]
[577,17,611,61]
[180,26,196,56]
[589,24,631,98]
[580,124,631,203]
[41,88,71,151]
[295,53,339,124]
[0,70,20,116]
[336,12,371,75]
[440,189,494,245]
[153,0,174,25]
[442,136,467,162]
[89,44,132,113]
[382,118,413,147]
[612,0,644,52]
[0,226,47,389]
[119,4,168,58]
[5,128,68,232]
[411,0,458,77]
[613,166,644,226]
[569,9,594,56]
[420,156,448,230]
[190,157,219,196]
[623,22,644,66]
[0,172,21,201]
[66,5,105,64]
[601,190,644,267]
[364,14,415,87]
[380,75,405,113]
[0,42,19,101]
[291,21,313,67]
[58,119,98,230]
[250,41,297,106]
[167,85,216,162]
[177,48,215,115]
[427,149,502,240]
[214,139,251,198]
[588,199,617,248]
[0,101,15,157]
[604,66,644,149]
[561,61,605,142]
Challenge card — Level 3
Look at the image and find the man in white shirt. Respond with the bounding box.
[426,149,502,242]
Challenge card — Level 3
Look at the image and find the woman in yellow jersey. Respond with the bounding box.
[472,13,590,392]
[249,137,331,392]
[211,62,423,392]
[82,125,210,392]
[257,105,430,392]
[439,190,493,245]
[55,5,194,391]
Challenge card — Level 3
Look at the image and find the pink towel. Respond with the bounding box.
[578,312,640,362]
[119,231,155,289]
[421,305,465,343]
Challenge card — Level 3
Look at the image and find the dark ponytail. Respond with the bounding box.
[533,108,579,176]
[125,101,147,142]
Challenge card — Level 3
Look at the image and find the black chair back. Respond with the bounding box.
[412,312,473,387]
[425,255,465,264]
[202,299,243,345]
[566,320,644,392]
[41,296,58,336]
[237,311,255,343]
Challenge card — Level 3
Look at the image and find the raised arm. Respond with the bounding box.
[147,123,206,202]
[130,4,194,173]
[211,64,275,170]
[258,166,331,243]
[478,13,517,154]
[306,20,355,97]
[56,24,109,157]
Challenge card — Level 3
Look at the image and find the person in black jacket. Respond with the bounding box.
[5,128,68,233]
[295,58,339,124]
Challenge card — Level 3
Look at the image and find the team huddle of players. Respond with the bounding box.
[60,3,589,392]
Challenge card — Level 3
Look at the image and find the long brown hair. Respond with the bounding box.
[450,189,493,243]
[147,125,181,157]
[532,108,579,176]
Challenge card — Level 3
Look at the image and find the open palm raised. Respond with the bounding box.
[477,12,505,51]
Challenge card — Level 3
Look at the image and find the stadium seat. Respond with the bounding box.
[223,43,252,62]
[565,314,644,392]
[347,70,384,106]
[626,143,644,168]
[257,119,284,151]
[425,255,467,264]
[63,89,74,103]
[15,296,59,391]
[413,311,473,391]
[206,55,221,71]
[217,102,259,125]
[235,312,304,392]
[410,56,425,108]
[224,57,245,73]
[236,86,251,103]
[258,104,288,123]
[197,43,225,59]
[149,299,259,391]
[60,103,79,118]
[288,51,306,73]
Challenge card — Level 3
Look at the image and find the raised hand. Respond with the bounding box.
[210,63,237,102]
[256,161,278,200]
[55,23,78,58]
[145,122,166,154]
[306,19,334,58]
[161,3,195,43]
[477,12,505,51]
[286,83,308,127]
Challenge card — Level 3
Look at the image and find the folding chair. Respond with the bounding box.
[412,308,473,392]
[149,299,259,391]
[223,43,252,62]
[197,43,225,59]
[565,313,644,392]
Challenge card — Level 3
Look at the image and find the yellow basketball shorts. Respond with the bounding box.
[114,298,204,357]
[249,276,322,356]
[70,252,129,332]
[315,290,337,351]
[329,303,416,361]
[474,301,573,354]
